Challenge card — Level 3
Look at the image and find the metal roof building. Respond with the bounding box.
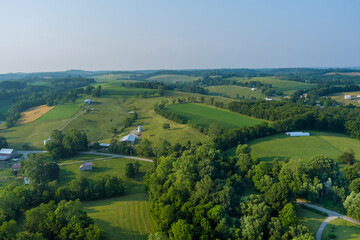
[0,149,15,161]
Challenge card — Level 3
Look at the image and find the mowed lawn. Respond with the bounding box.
[147,74,200,83]
[226,76,316,95]
[296,205,327,236]
[166,103,266,131]
[248,131,360,165]
[321,219,360,240]
[83,192,156,240]
[206,85,266,99]
[59,157,153,192]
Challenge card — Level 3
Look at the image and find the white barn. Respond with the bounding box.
[286,132,310,137]
[344,95,352,100]
[0,149,15,161]
[265,97,274,101]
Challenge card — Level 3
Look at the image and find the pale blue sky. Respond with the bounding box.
[0,0,359,73]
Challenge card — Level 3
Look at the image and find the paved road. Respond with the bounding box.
[297,200,360,240]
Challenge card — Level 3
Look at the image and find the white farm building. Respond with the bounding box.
[286,132,310,137]
[121,134,136,144]
[344,95,352,100]
[84,99,92,104]
[0,149,16,161]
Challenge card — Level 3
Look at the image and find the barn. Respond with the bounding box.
[121,134,136,144]
[80,162,93,171]
[285,132,310,137]
[0,149,16,161]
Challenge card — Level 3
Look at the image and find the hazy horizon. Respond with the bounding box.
[0,0,359,74]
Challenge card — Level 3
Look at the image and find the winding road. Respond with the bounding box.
[297,200,360,240]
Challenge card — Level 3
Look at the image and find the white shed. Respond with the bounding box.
[344,95,352,100]
[285,132,310,137]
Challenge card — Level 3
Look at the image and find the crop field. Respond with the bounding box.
[166,103,266,131]
[321,219,360,240]
[328,91,360,106]
[37,103,82,121]
[296,205,327,236]
[100,82,156,98]
[225,76,316,95]
[147,74,200,83]
[83,192,156,240]
[248,131,360,165]
[206,85,266,99]
[18,105,54,124]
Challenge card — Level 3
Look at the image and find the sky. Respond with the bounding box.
[0,0,359,73]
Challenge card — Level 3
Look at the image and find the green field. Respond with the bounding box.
[226,77,316,95]
[83,192,156,240]
[328,91,360,106]
[147,74,200,83]
[248,131,360,165]
[296,205,327,236]
[101,82,156,98]
[206,85,266,99]
[59,156,153,192]
[37,103,82,121]
[321,219,360,240]
[166,103,266,130]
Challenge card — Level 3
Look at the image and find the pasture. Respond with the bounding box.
[147,74,200,83]
[37,103,82,121]
[328,91,360,106]
[83,192,156,240]
[226,76,316,95]
[166,103,266,131]
[206,85,266,99]
[296,205,327,236]
[18,105,54,124]
[321,219,360,240]
[248,131,360,166]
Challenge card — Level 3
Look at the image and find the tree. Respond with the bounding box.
[136,139,154,157]
[306,156,338,182]
[350,178,360,193]
[200,96,205,103]
[210,97,214,105]
[279,203,297,228]
[344,192,360,221]
[158,86,166,96]
[338,149,355,165]
[268,217,283,240]
[169,220,193,240]
[163,123,170,130]
[0,137,8,149]
[207,122,223,137]
[265,182,292,211]
[236,144,251,155]
[125,162,135,178]
[241,216,263,240]
[343,166,358,183]
[110,127,118,134]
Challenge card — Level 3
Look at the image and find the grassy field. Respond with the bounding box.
[206,85,266,99]
[321,219,360,240]
[18,105,54,124]
[226,76,316,95]
[166,103,266,131]
[147,74,200,83]
[83,192,156,240]
[37,103,82,121]
[328,91,360,106]
[296,205,327,236]
[59,156,153,192]
[247,131,360,165]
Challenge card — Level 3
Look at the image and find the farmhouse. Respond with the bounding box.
[344,95,352,100]
[121,134,136,144]
[84,99,92,104]
[80,162,93,171]
[0,148,16,161]
[285,132,310,137]
[12,164,20,171]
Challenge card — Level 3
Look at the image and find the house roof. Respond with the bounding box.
[83,162,92,166]
[12,164,20,169]
[0,149,14,155]
[121,134,136,142]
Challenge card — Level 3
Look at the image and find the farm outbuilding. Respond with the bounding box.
[265,97,273,101]
[80,162,93,171]
[285,132,310,137]
[84,99,92,104]
[121,134,136,144]
[344,95,352,100]
[137,125,142,133]
[0,149,16,161]
[12,164,20,171]
[100,143,110,148]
